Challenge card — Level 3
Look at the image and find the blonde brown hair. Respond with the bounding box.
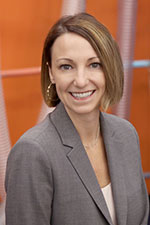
[41,13,124,110]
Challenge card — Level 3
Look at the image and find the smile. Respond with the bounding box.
[70,90,95,99]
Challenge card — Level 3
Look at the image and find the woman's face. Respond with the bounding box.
[49,32,105,117]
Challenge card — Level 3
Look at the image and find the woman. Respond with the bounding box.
[5,13,149,225]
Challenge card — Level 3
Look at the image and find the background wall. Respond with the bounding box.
[0,0,150,191]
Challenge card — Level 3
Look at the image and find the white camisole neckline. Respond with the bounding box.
[101,183,117,225]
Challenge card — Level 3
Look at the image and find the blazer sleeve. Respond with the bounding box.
[134,128,150,225]
[5,139,53,225]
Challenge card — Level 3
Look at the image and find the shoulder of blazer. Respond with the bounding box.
[7,111,60,176]
[101,111,135,130]
[101,111,139,141]
[11,111,57,151]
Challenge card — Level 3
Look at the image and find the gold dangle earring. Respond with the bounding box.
[46,83,53,99]
[46,83,59,104]
[46,62,59,103]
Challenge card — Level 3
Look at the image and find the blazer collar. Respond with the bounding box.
[50,102,127,225]
[50,102,80,148]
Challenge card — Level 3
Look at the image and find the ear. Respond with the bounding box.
[48,66,55,84]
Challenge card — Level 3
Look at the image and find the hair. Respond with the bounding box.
[41,12,124,111]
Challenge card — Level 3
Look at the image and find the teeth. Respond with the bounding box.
[71,91,93,99]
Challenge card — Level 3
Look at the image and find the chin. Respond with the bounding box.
[66,104,100,116]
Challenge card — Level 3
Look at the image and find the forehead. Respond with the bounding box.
[51,32,98,59]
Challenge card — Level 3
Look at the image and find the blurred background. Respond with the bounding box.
[0,0,150,223]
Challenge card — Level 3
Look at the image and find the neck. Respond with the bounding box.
[65,107,101,147]
[83,125,100,149]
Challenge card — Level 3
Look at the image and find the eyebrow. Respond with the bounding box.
[56,58,74,63]
[56,57,100,63]
[88,57,100,61]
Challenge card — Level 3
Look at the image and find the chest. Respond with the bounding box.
[84,138,110,188]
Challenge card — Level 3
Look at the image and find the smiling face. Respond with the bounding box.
[49,32,105,117]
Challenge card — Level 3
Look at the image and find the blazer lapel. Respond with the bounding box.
[67,141,113,225]
[50,103,113,225]
[101,113,127,225]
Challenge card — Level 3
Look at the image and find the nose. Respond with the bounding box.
[73,68,89,88]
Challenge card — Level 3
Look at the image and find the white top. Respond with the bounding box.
[101,183,117,225]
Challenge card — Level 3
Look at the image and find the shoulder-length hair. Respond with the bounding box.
[41,13,124,111]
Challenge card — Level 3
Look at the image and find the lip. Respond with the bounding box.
[69,90,95,100]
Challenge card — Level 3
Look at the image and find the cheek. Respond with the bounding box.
[55,75,73,91]
[55,80,68,94]
[97,73,106,90]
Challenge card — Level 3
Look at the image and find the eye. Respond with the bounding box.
[60,64,72,70]
[90,62,102,69]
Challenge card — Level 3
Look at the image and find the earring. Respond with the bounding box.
[46,83,59,102]
[47,83,52,98]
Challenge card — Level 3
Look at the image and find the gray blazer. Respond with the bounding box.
[5,102,149,225]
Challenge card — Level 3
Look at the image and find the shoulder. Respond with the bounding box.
[102,112,138,133]
[7,112,60,166]
[15,110,60,148]
[5,116,54,203]
[101,112,139,144]
[19,114,54,144]
[102,112,134,128]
